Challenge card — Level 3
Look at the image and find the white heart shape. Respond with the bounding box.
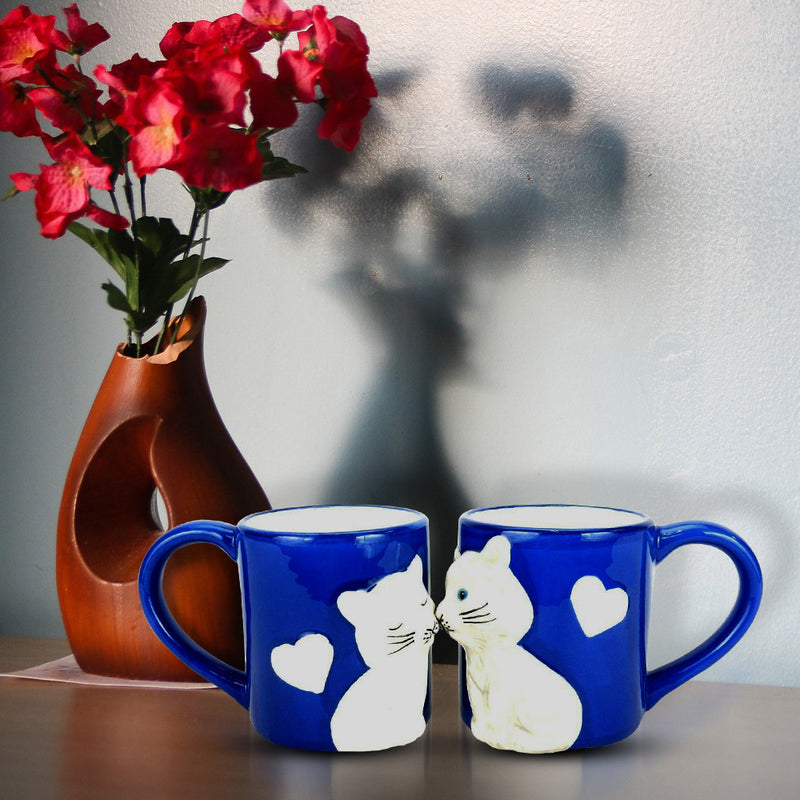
[570,575,629,637]
[271,634,334,694]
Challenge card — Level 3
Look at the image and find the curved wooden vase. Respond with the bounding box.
[56,297,268,680]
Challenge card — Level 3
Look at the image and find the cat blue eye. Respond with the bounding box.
[457,589,468,601]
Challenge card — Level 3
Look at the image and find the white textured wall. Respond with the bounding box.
[1,0,799,686]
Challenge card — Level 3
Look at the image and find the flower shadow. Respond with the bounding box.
[261,65,628,662]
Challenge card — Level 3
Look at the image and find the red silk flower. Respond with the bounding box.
[118,76,185,175]
[27,64,102,133]
[51,3,110,56]
[0,79,42,136]
[1,2,376,351]
[242,0,311,38]
[11,133,127,238]
[2,2,375,235]
[170,123,264,192]
[0,6,56,82]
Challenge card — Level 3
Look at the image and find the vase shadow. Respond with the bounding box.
[262,64,628,662]
[321,261,471,664]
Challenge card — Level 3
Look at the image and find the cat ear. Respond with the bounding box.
[482,535,512,568]
[406,555,423,583]
[337,589,365,624]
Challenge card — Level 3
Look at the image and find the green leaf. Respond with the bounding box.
[185,186,231,212]
[135,216,188,260]
[68,222,135,282]
[89,121,126,174]
[100,280,132,313]
[129,310,164,336]
[69,214,232,342]
[261,156,308,181]
[66,220,96,247]
[167,256,229,303]
[257,134,308,181]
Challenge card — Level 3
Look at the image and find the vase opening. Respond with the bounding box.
[74,415,164,584]
[150,488,168,532]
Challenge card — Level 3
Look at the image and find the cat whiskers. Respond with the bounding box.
[387,631,416,655]
[459,602,497,625]
[437,616,454,633]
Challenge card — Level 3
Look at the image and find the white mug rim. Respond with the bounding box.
[460,504,652,533]
[241,505,427,535]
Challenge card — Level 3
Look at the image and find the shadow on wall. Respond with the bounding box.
[263,64,628,662]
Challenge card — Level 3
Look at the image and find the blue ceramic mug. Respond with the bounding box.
[436,504,762,753]
[139,505,435,752]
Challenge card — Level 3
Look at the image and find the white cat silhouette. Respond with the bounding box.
[330,555,437,751]
[436,535,582,753]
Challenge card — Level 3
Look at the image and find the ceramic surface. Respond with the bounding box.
[139,505,434,752]
[436,504,762,753]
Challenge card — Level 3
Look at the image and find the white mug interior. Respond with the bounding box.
[463,505,648,531]
[246,505,424,534]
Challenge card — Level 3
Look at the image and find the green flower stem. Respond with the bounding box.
[120,158,141,355]
[153,302,173,356]
[108,189,121,217]
[172,207,210,343]
[155,203,202,352]
[73,57,102,145]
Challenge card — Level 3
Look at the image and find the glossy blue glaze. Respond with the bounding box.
[456,504,762,750]
[139,506,430,752]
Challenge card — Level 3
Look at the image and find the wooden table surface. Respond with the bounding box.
[1,637,797,800]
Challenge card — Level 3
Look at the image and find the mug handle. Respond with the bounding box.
[138,520,248,707]
[644,521,762,709]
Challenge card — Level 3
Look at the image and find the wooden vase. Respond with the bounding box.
[56,297,269,680]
